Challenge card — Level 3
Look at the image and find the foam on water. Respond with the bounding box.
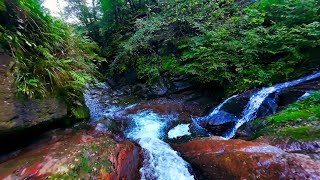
[168,124,191,139]
[299,91,314,99]
[126,111,194,180]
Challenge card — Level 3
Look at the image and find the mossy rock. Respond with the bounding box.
[278,126,320,142]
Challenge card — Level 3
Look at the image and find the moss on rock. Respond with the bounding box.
[251,91,320,142]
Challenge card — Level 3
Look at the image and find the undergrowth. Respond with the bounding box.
[0,0,105,118]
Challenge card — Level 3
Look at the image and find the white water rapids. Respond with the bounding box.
[126,111,194,180]
[84,87,194,180]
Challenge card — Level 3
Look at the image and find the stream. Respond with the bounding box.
[84,85,195,180]
[84,72,320,179]
[1,72,318,179]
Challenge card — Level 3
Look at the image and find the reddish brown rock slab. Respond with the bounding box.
[254,136,320,160]
[254,136,320,152]
[0,129,141,180]
[125,97,206,119]
[173,137,320,180]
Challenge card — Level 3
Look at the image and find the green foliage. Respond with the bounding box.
[71,106,90,119]
[80,152,91,173]
[108,0,320,93]
[0,1,6,12]
[181,0,320,93]
[0,0,104,117]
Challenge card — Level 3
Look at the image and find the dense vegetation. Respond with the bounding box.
[0,0,104,118]
[68,0,320,94]
[1,0,319,115]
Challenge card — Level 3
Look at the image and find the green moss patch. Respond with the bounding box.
[267,106,320,124]
[278,126,320,142]
[251,91,320,142]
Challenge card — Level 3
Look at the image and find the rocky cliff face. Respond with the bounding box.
[0,53,67,133]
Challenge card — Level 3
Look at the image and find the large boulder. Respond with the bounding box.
[0,128,141,179]
[173,137,320,180]
[0,54,69,153]
[0,54,67,133]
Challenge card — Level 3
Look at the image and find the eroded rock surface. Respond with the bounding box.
[174,137,320,180]
[0,127,141,180]
[0,54,67,133]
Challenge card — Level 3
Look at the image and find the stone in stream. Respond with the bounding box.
[173,137,320,180]
[0,128,141,180]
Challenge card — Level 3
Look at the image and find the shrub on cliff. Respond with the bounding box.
[0,0,104,118]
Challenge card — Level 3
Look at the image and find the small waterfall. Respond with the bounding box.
[125,111,194,180]
[201,72,320,139]
[194,95,239,126]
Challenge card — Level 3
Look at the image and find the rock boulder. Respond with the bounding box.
[173,137,320,180]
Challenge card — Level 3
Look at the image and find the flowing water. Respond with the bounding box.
[168,124,191,139]
[85,86,194,180]
[125,111,194,180]
[199,72,320,139]
[84,72,320,179]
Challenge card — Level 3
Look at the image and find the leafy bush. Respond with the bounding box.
[0,0,104,117]
[111,0,320,94]
[182,0,320,93]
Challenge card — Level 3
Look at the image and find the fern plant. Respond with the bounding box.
[0,0,105,118]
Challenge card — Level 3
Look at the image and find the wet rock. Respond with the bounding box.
[124,97,206,119]
[0,54,68,133]
[147,79,169,98]
[204,110,238,126]
[0,129,141,179]
[109,73,196,99]
[200,78,320,136]
[255,136,320,160]
[173,137,320,180]
[277,90,306,107]
[95,123,109,133]
[205,121,236,137]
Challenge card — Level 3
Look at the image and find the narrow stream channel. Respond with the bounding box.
[85,85,194,180]
[125,111,194,180]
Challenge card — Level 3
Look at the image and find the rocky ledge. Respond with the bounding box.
[173,137,320,180]
[0,126,141,179]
